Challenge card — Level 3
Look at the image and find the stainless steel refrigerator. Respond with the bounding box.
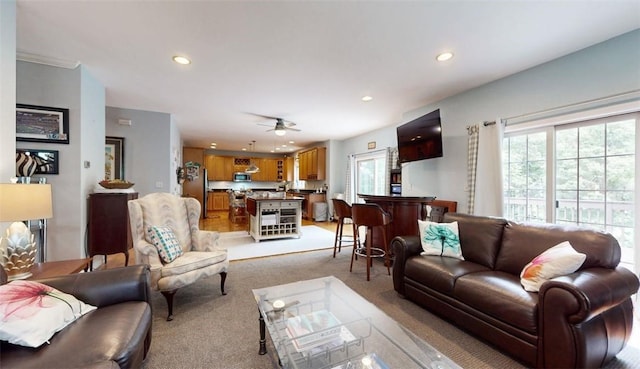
[183,167,207,218]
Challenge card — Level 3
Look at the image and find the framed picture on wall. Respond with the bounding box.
[16,104,69,144]
[105,136,124,180]
[16,149,60,175]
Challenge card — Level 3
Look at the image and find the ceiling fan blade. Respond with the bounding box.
[247,112,280,120]
[285,127,301,132]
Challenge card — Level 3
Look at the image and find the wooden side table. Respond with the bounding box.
[27,258,90,280]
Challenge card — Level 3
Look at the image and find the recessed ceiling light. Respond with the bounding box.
[361,95,373,102]
[172,55,191,65]
[288,141,295,144]
[436,52,454,62]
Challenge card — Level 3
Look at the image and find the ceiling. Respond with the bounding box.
[15,1,640,153]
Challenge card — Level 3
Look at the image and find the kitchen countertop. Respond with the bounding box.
[246,195,304,201]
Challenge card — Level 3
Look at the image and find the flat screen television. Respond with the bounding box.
[396,109,443,163]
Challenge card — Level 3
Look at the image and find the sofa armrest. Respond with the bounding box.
[34,264,151,308]
[538,266,639,368]
[540,266,639,322]
[391,235,422,296]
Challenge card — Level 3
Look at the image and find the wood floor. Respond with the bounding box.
[100,210,339,269]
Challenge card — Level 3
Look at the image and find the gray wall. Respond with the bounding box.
[332,29,640,213]
[16,61,105,261]
[106,106,173,197]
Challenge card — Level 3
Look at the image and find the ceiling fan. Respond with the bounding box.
[251,113,301,136]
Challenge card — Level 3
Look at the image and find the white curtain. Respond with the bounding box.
[472,120,504,216]
[468,119,504,216]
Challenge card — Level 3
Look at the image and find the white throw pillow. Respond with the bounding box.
[520,241,586,292]
[417,220,463,260]
[147,225,184,263]
[0,280,97,347]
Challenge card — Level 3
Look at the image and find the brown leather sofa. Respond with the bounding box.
[392,212,639,368]
[0,265,152,369]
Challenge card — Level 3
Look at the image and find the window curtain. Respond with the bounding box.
[467,120,505,216]
[387,147,398,195]
[466,125,480,213]
[345,154,354,204]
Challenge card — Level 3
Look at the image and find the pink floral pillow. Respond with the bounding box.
[520,241,586,292]
[0,280,96,347]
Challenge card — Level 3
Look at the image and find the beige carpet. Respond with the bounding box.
[142,249,639,369]
[219,225,339,260]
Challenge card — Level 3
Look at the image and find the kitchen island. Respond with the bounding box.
[246,195,304,242]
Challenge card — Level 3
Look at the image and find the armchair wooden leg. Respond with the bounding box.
[161,290,177,321]
[220,272,228,295]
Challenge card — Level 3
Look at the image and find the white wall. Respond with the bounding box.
[106,106,173,197]
[0,0,16,181]
[334,29,640,213]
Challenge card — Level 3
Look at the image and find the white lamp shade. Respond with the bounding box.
[0,184,53,222]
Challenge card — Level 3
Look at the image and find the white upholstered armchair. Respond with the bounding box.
[128,192,228,321]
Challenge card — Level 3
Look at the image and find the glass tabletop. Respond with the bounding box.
[252,276,460,369]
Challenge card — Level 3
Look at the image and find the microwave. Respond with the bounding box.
[233,172,252,182]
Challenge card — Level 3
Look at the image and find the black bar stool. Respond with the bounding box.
[332,198,355,257]
[350,203,392,281]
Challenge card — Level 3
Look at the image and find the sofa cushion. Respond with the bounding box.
[0,280,97,347]
[160,250,228,278]
[405,256,490,295]
[454,271,539,334]
[520,241,586,292]
[443,213,508,269]
[496,222,620,276]
[418,220,463,259]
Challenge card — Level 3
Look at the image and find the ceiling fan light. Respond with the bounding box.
[275,128,286,136]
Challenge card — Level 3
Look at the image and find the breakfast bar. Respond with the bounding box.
[246,195,304,242]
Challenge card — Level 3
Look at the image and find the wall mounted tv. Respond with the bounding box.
[396,108,443,164]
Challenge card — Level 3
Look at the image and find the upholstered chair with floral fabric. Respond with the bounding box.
[128,192,228,321]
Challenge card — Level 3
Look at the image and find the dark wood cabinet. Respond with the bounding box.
[88,192,138,268]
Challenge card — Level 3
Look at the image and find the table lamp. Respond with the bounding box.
[0,183,53,280]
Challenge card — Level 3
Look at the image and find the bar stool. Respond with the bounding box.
[332,198,355,257]
[350,203,392,281]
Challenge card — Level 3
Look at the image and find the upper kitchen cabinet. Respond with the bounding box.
[299,147,326,181]
[252,158,279,182]
[206,155,234,181]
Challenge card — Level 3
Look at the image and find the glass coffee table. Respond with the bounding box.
[252,276,461,369]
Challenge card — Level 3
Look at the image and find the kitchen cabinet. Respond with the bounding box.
[291,191,326,219]
[88,192,138,268]
[298,147,326,180]
[211,192,229,210]
[250,158,281,182]
[283,157,294,182]
[206,155,234,181]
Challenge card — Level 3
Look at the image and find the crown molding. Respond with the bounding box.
[17,50,80,69]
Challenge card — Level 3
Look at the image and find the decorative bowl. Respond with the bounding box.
[99,180,135,189]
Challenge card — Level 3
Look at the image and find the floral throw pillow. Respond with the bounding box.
[417,220,463,260]
[0,280,97,347]
[147,225,183,263]
[520,241,586,292]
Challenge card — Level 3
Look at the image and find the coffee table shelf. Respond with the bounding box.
[253,276,460,369]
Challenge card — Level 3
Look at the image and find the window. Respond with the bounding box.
[352,151,387,202]
[503,131,548,222]
[503,112,638,268]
